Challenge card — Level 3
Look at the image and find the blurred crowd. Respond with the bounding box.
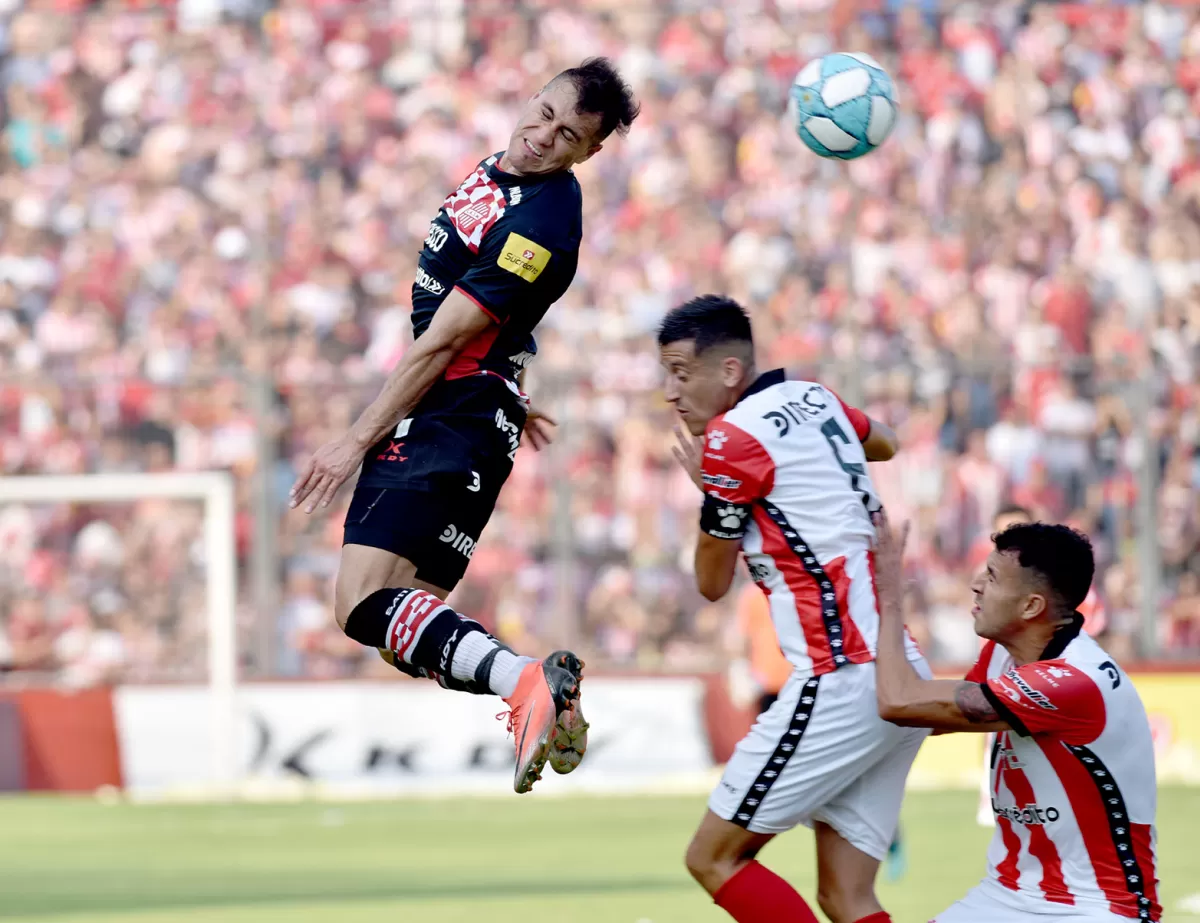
[3,0,1200,686]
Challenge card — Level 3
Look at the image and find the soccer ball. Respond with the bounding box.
[790,52,897,160]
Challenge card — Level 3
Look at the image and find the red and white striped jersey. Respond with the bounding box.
[699,371,921,676]
[968,627,1161,921]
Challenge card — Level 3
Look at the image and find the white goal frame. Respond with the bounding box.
[0,472,238,790]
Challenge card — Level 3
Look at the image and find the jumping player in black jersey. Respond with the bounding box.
[289,59,638,794]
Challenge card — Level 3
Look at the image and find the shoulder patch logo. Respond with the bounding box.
[497,232,550,282]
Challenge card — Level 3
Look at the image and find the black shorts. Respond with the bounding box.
[344,375,526,591]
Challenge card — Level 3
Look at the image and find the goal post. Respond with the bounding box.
[0,471,239,791]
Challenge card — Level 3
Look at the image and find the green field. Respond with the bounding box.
[0,790,1197,922]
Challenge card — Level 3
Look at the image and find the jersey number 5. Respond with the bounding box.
[821,418,877,513]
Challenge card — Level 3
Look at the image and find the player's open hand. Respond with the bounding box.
[870,508,910,616]
[289,434,365,514]
[523,407,557,451]
[672,424,705,491]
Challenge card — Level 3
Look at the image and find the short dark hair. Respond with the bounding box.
[553,57,640,141]
[657,294,754,356]
[994,523,1094,615]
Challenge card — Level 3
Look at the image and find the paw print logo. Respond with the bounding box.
[1047,666,1072,679]
[708,430,728,451]
[719,505,748,530]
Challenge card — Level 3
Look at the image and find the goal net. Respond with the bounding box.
[0,472,238,793]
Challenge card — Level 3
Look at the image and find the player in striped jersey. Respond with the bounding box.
[872,511,1161,922]
[660,296,928,923]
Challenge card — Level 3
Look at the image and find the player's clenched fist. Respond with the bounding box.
[289,434,365,514]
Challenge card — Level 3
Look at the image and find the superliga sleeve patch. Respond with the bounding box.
[496,232,551,282]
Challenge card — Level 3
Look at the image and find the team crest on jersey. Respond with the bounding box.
[443,161,507,253]
[718,505,748,529]
[708,430,728,450]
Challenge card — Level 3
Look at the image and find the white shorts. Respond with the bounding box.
[934,882,1135,922]
[708,659,930,860]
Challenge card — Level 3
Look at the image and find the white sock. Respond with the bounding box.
[450,632,533,698]
[486,650,535,699]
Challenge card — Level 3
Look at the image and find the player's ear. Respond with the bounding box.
[720,355,746,388]
[1021,592,1049,623]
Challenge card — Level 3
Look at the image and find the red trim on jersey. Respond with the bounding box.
[756,508,834,670]
[454,285,502,323]
[965,640,997,683]
[989,662,1106,742]
[993,731,1023,892]
[831,390,871,441]
[445,315,501,380]
[1130,824,1159,916]
[701,420,776,504]
[835,554,871,666]
[755,513,872,674]
[995,817,1023,892]
[998,755,1074,905]
[1036,739,1150,920]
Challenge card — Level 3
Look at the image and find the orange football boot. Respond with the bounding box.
[500,659,580,793]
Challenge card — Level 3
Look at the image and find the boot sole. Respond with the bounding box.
[514,670,580,794]
[546,652,589,774]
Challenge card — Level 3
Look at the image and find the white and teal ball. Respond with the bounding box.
[790,52,898,160]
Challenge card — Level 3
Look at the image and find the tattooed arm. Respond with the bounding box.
[877,677,1011,733]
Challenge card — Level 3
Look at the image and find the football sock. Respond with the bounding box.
[343,588,528,696]
[449,630,534,698]
[712,861,819,923]
[854,914,892,923]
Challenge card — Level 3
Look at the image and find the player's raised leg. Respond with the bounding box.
[685,811,819,923]
[335,541,585,793]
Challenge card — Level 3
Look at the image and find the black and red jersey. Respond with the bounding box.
[412,153,582,384]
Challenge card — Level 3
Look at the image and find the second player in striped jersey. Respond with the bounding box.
[871,511,1160,923]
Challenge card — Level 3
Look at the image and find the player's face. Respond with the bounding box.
[503,80,604,176]
[660,340,741,436]
[970,550,1048,642]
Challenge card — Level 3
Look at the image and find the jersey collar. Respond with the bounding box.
[1040,611,1085,660]
[489,152,571,185]
[736,368,786,404]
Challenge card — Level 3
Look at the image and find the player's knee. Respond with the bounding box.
[815,880,877,923]
[333,589,360,633]
[684,835,734,895]
[683,837,714,889]
[333,568,386,632]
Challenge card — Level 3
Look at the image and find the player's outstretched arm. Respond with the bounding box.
[871,509,1010,733]
[289,290,493,513]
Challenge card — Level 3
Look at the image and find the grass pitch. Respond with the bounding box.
[0,790,1197,922]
